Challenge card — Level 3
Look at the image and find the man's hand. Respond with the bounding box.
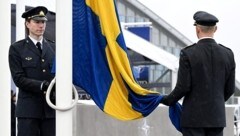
[42,80,50,91]
[161,95,170,106]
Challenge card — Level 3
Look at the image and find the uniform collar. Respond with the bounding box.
[198,37,214,41]
[28,36,43,45]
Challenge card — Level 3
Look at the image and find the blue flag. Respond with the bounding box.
[69,0,182,132]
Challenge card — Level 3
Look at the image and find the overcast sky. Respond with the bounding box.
[138,0,240,81]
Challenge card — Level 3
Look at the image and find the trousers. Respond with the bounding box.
[17,118,55,136]
[182,127,224,136]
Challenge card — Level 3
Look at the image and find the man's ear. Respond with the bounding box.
[196,26,200,34]
[25,21,30,29]
[214,26,217,32]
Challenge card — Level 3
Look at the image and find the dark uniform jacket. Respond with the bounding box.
[164,38,235,127]
[9,37,55,118]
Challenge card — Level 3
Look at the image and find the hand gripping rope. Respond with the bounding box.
[45,77,79,111]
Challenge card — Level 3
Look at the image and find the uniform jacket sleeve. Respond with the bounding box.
[224,51,235,101]
[162,50,191,106]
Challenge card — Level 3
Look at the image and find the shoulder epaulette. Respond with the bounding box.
[182,43,196,50]
[11,39,25,45]
[46,39,55,43]
[218,44,232,51]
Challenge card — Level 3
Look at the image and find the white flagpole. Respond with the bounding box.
[0,1,11,136]
[56,1,73,136]
[16,0,25,41]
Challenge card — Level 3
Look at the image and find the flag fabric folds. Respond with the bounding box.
[72,0,182,132]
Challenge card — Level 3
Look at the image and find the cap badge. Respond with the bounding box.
[39,11,45,16]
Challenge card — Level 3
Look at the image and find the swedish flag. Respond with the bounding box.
[73,0,182,132]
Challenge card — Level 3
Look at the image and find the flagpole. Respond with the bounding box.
[16,0,25,41]
[56,1,73,136]
[0,1,11,136]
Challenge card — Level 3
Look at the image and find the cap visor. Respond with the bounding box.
[32,16,48,21]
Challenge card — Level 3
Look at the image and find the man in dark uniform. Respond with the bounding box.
[8,6,55,136]
[161,11,235,136]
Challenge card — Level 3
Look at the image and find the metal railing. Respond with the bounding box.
[234,119,240,136]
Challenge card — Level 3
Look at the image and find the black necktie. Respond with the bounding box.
[36,42,42,53]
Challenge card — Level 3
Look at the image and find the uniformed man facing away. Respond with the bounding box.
[8,6,56,136]
[161,11,235,136]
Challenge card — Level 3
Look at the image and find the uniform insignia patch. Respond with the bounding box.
[25,57,32,60]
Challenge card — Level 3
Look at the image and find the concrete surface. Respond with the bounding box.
[72,101,234,136]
